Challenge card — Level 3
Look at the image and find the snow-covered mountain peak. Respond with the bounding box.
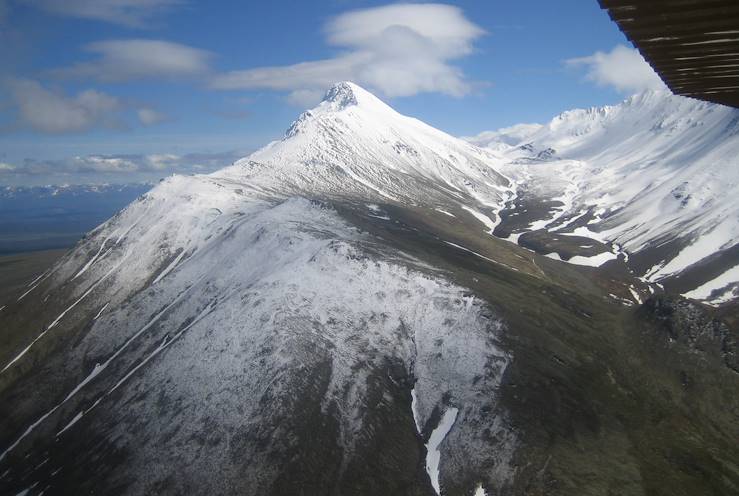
[220,82,511,208]
[320,81,396,112]
[284,81,398,138]
[307,81,397,117]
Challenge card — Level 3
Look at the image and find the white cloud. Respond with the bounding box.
[21,0,182,27]
[53,39,212,82]
[566,45,666,93]
[144,153,179,169]
[0,162,15,171]
[211,3,485,104]
[72,155,140,172]
[8,79,123,133]
[325,3,482,58]
[137,107,167,125]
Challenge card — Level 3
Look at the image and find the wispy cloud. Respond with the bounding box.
[137,107,167,125]
[52,39,212,82]
[565,45,666,93]
[20,0,183,27]
[211,3,486,105]
[5,79,170,133]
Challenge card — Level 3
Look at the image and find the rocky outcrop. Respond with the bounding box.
[641,296,738,373]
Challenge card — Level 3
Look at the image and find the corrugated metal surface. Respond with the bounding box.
[599,0,739,108]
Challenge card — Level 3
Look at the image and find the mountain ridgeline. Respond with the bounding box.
[0,83,737,496]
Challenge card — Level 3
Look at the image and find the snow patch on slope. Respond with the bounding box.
[683,264,739,305]
[426,407,459,495]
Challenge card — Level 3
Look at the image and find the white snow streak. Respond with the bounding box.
[16,283,41,302]
[153,250,187,285]
[461,206,496,234]
[426,407,458,495]
[93,302,110,320]
[73,236,111,279]
[435,208,455,217]
[1,258,126,374]
[443,241,519,272]
[410,387,422,433]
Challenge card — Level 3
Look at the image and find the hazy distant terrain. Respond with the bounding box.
[0,184,152,254]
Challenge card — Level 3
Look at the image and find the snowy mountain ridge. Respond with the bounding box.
[0,82,521,496]
[467,90,739,304]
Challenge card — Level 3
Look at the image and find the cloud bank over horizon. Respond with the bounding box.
[0,150,243,185]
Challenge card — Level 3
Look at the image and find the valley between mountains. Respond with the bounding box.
[1,82,737,496]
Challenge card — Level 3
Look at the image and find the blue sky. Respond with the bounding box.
[0,1,665,185]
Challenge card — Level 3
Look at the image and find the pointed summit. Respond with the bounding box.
[322,82,359,109]
[318,81,394,114]
[285,82,398,137]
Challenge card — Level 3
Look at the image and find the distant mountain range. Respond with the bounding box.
[1,83,737,496]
